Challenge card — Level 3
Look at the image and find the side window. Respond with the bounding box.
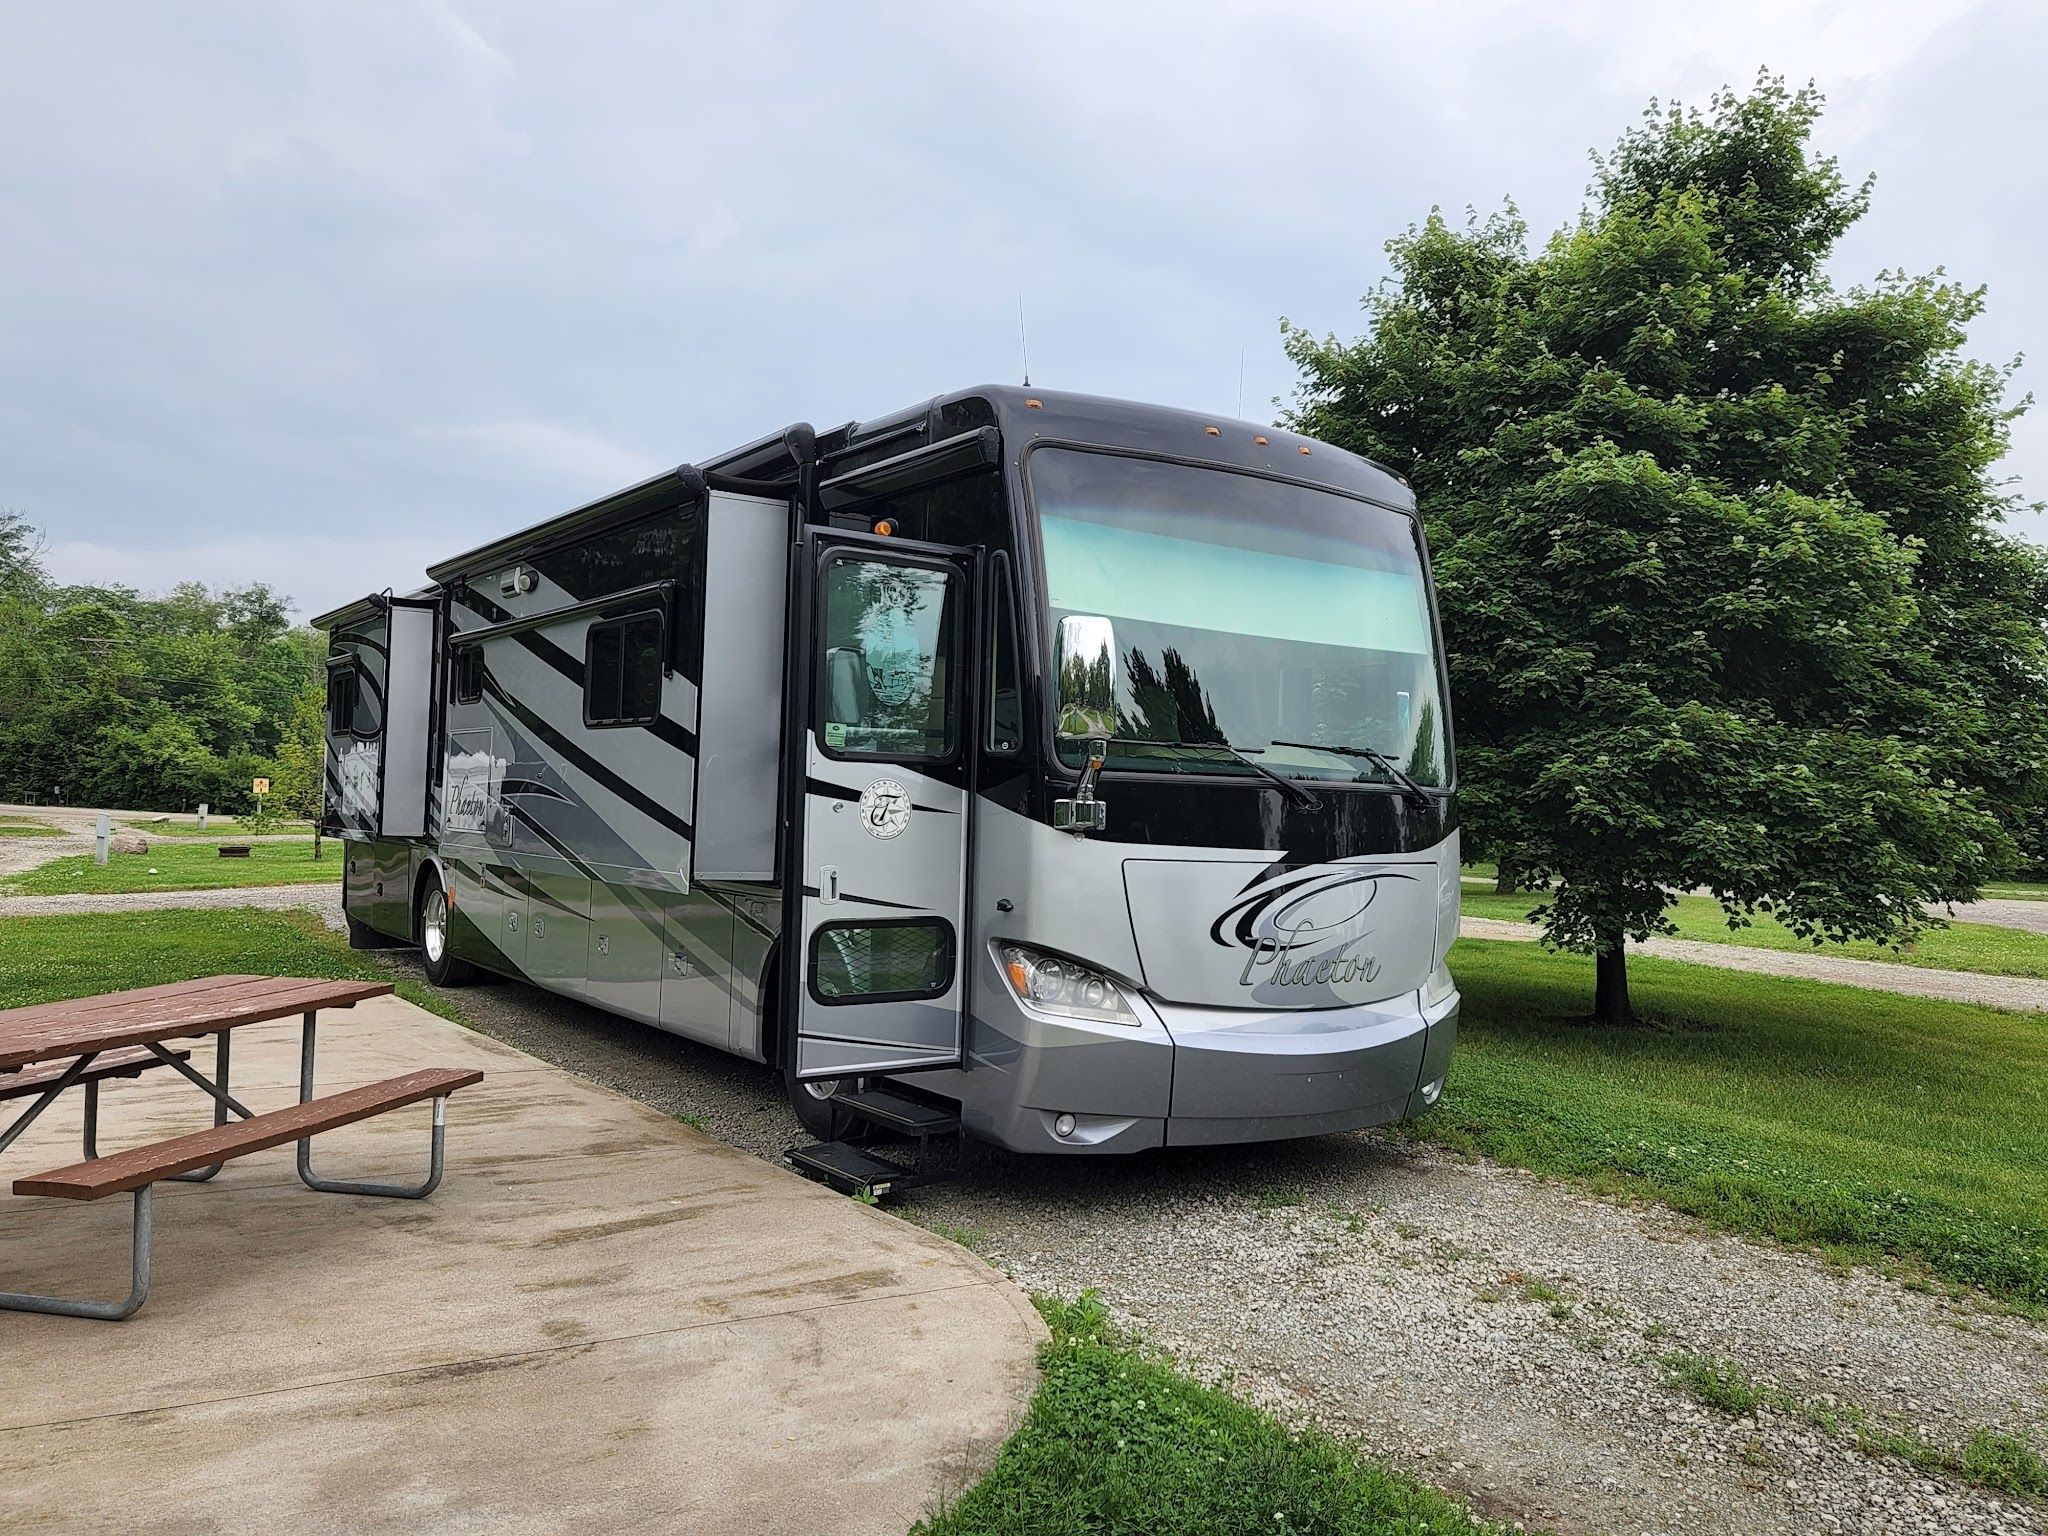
[584,612,665,726]
[452,647,483,705]
[326,663,357,735]
[817,555,957,759]
[986,555,1021,755]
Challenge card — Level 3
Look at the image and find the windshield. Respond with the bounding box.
[1030,448,1450,787]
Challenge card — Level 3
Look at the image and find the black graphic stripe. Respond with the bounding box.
[804,777,958,815]
[481,674,694,841]
[454,588,699,757]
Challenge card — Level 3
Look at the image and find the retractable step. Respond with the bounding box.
[833,1085,959,1138]
[787,1140,920,1199]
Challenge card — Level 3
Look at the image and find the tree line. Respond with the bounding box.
[0,512,325,817]
[1289,78,2048,1022]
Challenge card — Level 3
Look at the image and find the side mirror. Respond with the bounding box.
[1055,614,1118,741]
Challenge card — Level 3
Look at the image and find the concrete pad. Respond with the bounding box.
[0,995,1044,1535]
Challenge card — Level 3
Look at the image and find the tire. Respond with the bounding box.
[787,1071,849,1141]
[416,879,478,988]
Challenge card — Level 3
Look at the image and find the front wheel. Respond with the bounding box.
[786,1072,848,1140]
[417,880,477,988]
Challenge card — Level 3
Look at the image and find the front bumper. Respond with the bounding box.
[926,972,1459,1155]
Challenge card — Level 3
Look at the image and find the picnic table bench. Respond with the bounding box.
[0,976,482,1321]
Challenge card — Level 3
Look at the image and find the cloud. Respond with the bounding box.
[0,0,2038,625]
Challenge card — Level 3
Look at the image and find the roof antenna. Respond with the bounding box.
[1236,348,1245,417]
[1018,297,1031,388]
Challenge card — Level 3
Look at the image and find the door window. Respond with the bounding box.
[809,919,955,1003]
[818,556,958,759]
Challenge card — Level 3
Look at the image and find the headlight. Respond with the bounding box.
[996,943,1141,1026]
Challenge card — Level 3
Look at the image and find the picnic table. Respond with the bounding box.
[0,975,481,1321]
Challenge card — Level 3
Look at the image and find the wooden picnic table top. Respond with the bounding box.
[0,975,394,1074]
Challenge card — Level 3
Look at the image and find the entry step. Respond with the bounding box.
[787,1140,918,1199]
[835,1086,959,1138]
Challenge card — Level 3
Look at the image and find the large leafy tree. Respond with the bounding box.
[1287,79,2048,1023]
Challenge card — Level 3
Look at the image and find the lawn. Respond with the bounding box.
[0,817,61,839]
[0,906,461,1025]
[918,1293,1496,1536]
[122,816,314,837]
[1,839,339,895]
[1461,887,2048,981]
[1421,939,2048,1309]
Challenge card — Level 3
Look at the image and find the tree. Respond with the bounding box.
[1286,78,2047,1023]
[0,513,324,812]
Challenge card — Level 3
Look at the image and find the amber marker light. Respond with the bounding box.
[1299,445,1312,455]
[1025,398,1043,409]
[1204,425,1221,436]
[1254,435,1269,445]
[873,518,895,537]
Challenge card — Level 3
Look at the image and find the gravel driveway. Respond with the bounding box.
[349,951,2048,1536]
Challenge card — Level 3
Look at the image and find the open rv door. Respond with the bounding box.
[784,528,976,1080]
[320,594,438,839]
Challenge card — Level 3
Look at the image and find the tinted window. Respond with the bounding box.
[585,612,665,726]
[810,919,955,1002]
[452,647,484,705]
[817,556,957,759]
[327,664,357,734]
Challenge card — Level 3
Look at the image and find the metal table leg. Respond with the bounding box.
[295,1010,447,1199]
[0,1186,154,1322]
[154,1032,245,1183]
[0,1053,100,1158]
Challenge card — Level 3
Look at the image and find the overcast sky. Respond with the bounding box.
[3,0,2041,621]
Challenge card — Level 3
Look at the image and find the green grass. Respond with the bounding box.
[1460,887,2048,981]
[122,816,314,838]
[0,906,464,1026]
[1,839,338,895]
[1661,1350,2048,1504]
[1419,940,2048,1308]
[0,818,61,838]
[916,1293,1499,1536]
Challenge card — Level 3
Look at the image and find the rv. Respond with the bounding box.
[316,387,1461,1179]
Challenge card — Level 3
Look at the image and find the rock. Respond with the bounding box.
[108,832,149,854]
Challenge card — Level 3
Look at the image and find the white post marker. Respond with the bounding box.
[196,802,208,832]
[94,813,110,866]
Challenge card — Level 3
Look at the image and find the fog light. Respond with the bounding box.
[1054,1112,1077,1139]
[1419,1076,1444,1107]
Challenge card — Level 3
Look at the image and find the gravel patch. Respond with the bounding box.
[0,885,347,922]
[1462,916,2048,1013]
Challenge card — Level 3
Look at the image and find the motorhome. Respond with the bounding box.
[316,386,1462,1188]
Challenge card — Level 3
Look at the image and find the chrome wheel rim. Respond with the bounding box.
[802,1078,841,1102]
[423,889,447,964]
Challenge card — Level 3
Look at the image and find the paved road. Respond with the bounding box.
[1465,873,2048,939]
[1461,914,2048,1012]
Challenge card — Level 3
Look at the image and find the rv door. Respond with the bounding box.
[787,529,976,1080]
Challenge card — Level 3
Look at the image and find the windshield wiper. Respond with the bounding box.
[1121,738,1321,809]
[1268,739,1433,806]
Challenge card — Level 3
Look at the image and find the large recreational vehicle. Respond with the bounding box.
[316,386,1461,1184]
